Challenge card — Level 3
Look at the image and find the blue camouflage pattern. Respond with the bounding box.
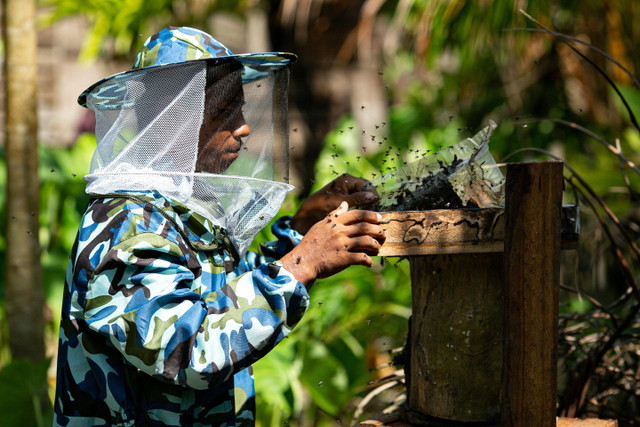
[53,191,308,426]
[78,26,297,109]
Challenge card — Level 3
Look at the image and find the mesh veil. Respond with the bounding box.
[84,59,293,257]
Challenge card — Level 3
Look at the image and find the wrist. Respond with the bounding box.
[280,252,316,289]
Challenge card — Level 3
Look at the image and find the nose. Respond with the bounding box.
[233,123,250,138]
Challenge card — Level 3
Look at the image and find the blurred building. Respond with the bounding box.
[0,13,131,147]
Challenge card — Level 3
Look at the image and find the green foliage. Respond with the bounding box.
[40,0,249,61]
[253,257,412,425]
[0,358,53,427]
[38,135,93,320]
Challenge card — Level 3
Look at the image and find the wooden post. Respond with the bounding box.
[502,161,563,427]
[407,253,503,422]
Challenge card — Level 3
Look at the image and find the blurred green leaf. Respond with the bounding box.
[0,358,53,427]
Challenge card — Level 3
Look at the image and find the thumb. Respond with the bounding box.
[333,201,349,215]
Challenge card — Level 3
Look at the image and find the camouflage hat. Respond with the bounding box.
[78,26,297,109]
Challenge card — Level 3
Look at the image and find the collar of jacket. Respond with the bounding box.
[89,191,240,265]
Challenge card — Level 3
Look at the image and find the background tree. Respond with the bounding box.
[1,0,51,424]
[3,0,45,364]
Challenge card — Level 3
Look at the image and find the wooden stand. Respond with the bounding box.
[370,161,608,427]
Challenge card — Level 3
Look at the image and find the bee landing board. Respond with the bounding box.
[378,205,578,257]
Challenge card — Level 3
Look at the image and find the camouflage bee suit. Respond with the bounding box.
[53,191,309,426]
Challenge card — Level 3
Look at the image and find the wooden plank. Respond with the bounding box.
[378,206,579,257]
[557,418,618,427]
[502,161,564,427]
[378,208,505,256]
[406,253,503,422]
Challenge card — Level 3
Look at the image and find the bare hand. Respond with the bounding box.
[281,202,386,287]
[291,174,379,235]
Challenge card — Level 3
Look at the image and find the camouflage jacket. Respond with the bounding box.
[53,191,309,426]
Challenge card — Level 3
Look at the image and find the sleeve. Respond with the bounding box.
[258,216,304,259]
[82,229,310,390]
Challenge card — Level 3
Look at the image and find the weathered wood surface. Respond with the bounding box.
[556,418,618,427]
[406,253,503,422]
[357,416,616,426]
[502,161,563,427]
[378,205,578,257]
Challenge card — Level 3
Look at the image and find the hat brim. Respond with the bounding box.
[78,52,297,109]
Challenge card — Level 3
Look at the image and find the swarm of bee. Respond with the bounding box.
[371,121,505,212]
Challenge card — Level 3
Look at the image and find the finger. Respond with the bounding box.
[344,236,382,253]
[328,201,349,218]
[344,252,374,268]
[343,190,379,207]
[339,209,382,225]
[344,223,387,241]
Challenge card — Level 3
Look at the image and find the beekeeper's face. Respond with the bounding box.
[195,62,250,173]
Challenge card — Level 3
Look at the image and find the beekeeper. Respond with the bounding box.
[53,26,385,426]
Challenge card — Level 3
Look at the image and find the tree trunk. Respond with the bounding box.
[3,0,45,363]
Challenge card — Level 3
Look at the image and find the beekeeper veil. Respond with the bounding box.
[78,26,295,258]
